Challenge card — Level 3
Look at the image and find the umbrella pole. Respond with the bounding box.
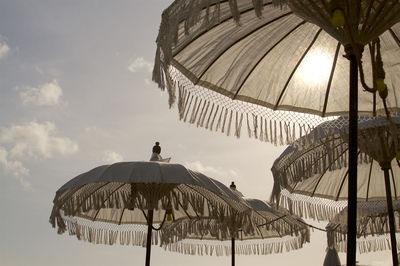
[383,167,399,266]
[145,209,154,266]
[231,237,235,266]
[346,47,358,266]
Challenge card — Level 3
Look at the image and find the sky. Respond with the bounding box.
[0,1,394,266]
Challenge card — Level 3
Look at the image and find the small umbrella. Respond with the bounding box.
[161,196,309,266]
[326,200,400,255]
[153,2,400,264]
[49,161,253,266]
[271,115,400,265]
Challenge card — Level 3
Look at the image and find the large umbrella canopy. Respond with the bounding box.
[153,0,400,144]
[271,115,400,264]
[49,161,254,266]
[161,198,309,263]
[271,116,400,219]
[326,200,400,254]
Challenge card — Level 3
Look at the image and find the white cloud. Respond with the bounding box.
[20,79,63,106]
[0,146,31,190]
[0,40,10,60]
[102,151,124,164]
[128,57,153,73]
[184,161,238,181]
[0,121,78,159]
[0,121,78,189]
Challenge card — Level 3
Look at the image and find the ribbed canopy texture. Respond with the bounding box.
[326,200,400,254]
[153,0,400,145]
[161,198,309,256]
[271,116,400,220]
[49,161,253,246]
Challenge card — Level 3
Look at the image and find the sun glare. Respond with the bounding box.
[298,50,333,86]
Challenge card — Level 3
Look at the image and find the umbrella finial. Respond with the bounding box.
[152,142,161,154]
[230,181,236,190]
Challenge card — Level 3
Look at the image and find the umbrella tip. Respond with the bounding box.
[230,181,236,190]
[152,142,161,154]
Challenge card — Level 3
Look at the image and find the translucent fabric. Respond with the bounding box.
[161,198,309,256]
[326,200,400,253]
[153,0,400,144]
[271,116,400,220]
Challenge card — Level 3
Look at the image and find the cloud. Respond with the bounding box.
[0,146,31,190]
[20,79,63,106]
[0,40,9,60]
[0,121,78,159]
[0,121,78,189]
[184,161,238,181]
[102,151,123,164]
[128,57,153,73]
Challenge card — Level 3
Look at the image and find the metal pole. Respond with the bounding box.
[346,48,358,266]
[145,209,154,266]
[231,237,235,266]
[383,167,399,266]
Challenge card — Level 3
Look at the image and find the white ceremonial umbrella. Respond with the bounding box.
[49,161,254,266]
[326,201,400,255]
[161,197,309,266]
[153,2,400,264]
[271,115,400,265]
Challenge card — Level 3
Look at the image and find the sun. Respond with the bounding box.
[298,49,333,86]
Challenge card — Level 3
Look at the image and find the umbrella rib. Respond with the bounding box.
[233,20,306,100]
[253,219,265,239]
[390,167,398,199]
[73,182,111,214]
[389,28,400,48]
[92,183,126,221]
[274,28,323,110]
[322,42,341,117]
[365,158,374,200]
[184,183,250,216]
[118,207,126,225]
[257,214,288,238]
[361,0,375,33]
[195,11,293,85]
[285,135,344,176]
[311,142,354,198]
[174,186,200,219]
[359,215,372,236]
[335,150,362,201]
[173,1,275,58]
[363,0,388,34]
[287,137,345,189]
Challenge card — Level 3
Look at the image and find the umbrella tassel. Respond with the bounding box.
[216,107,224,131]
[253,114,258,139]
[259,116,264,141]
[190,97,200,124]
[209,105,219,131]
[221,108,228,133]
[246,113,251,138]
[264,118,269,142]
[234,112,243,138]
[183,95,194,122]
[205,103,215,130]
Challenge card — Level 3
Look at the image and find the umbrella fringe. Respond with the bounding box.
[50,183,255,242]
[331,233,400,254]
[174,78,334,146]
[162,232,306,256]
[278,190,347,221]
[60,217,162,246]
